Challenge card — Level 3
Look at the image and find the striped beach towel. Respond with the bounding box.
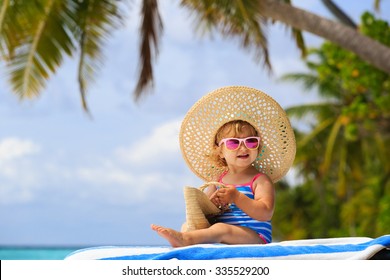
[65,235,390,260]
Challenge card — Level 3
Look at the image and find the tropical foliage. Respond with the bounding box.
[0,0,125,113]
[273,12,390,240]
[1,0,390,113]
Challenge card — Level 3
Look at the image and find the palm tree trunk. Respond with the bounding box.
[260,0,390,74]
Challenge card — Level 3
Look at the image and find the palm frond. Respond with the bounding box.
[280,73,318,91]
[348,143,364,181]
[134,0,163,100]
[0,0,10,59]
[281,56,346,100]
[75,0,124,113]
[291,27,307,57]
[286,103,335,119]
[6,0,76,99]
[374,0,381,12]
[181,0,271,69]
[298,117,334,147]
[336,145,347,198]
[0,0,9,34]
[372,131,389,171]
[320,116,343,174]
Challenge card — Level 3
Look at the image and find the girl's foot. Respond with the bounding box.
[151,224,187,247]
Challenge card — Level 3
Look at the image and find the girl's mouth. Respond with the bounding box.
[237,154,249,159]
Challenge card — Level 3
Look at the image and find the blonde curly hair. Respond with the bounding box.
[208,120,260,168]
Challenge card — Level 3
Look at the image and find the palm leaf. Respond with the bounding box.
[281,52,346,100]
[320,115,343,174]
[0,0,10,59]
[7,0,76,99]
[286,103,335,120]
[278,0,308,58]
[134,0,163,100]
[374,0,381,12]
[348,144,363,182]
[75,0,124,113]
[280,73,319,91]
[336,144,347,198]
[0,0,9,36]
[372,131,389,171]
[181,0,271,69]
[291,27,307,57]
[298,117,334,147]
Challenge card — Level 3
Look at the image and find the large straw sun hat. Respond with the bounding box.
[180,86,296,183]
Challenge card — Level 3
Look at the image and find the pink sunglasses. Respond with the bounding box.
[219,137,261,151]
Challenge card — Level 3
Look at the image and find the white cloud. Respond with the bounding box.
[114,118,182,166]
[75,118,185,204]
[0,120,186,206]
[0,137,40,161]
[73,117,200,204]
[75,161,190,204]
[77,161,134,186]
[0,138,43,204]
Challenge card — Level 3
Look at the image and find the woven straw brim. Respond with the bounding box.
[183,187,221,231]
[184,182,227,231]
[180,86,296,183]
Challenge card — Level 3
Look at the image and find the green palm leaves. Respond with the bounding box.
[0,0,123,113]
[280,12,390,237]
[2,0,390,115]
[180,0,303,69]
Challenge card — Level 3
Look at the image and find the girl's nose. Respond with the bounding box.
[238,142,247,150]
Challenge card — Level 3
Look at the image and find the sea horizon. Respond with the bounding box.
[0,244,163,260]
[0,246,82,260]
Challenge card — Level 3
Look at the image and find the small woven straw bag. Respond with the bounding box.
[183,182,229,231]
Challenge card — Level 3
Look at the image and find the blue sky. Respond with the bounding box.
[1,1,389,247]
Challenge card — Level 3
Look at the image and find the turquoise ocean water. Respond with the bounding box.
[0,247,82,260]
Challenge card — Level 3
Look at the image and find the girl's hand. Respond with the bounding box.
[216,185,239,204]
[209,189,224,208]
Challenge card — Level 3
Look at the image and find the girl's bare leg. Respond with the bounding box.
[151,223,263,247]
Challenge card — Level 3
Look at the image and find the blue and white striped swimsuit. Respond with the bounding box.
[215,173,272,244]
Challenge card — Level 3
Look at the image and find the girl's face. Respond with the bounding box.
[218,124,259,169]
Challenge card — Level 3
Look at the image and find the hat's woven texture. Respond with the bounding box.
[180,86,296,182]
[184,182,225,231]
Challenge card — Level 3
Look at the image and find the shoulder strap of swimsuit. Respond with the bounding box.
[218,170,228,183]
[250,173,264,194]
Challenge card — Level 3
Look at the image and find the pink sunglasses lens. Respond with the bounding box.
[225,139,240,150]
[245,138,259,149]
